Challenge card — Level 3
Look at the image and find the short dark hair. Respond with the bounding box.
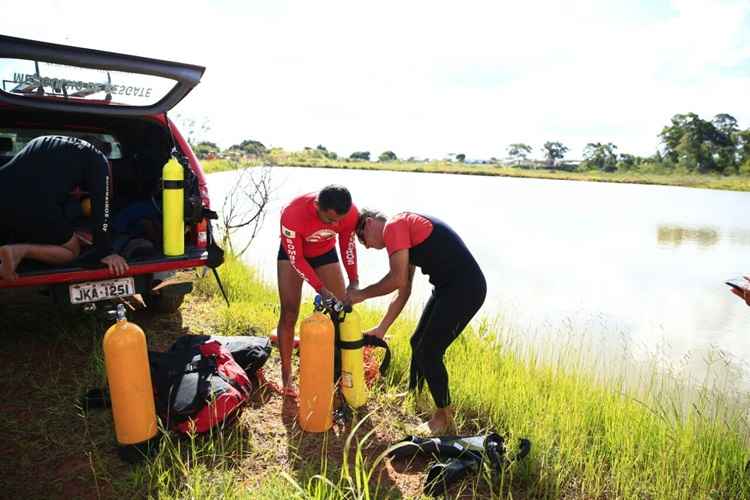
[356,208,386,241]
[318,185,352,215]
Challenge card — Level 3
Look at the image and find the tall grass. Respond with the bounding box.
[181,255,750,498]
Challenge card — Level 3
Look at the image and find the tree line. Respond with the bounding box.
[192,112,750,175]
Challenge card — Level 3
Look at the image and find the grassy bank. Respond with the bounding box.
[2,256,749,498]
[200,158,750,192]
[194,257,750,498]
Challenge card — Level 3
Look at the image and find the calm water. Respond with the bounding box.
[207,167,750,384]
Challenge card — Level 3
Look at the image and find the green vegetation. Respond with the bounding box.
[3,255,750,498]
[194,111,750,191]
[189,256,750,498]
[200,156,750,191]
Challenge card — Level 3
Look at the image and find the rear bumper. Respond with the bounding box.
[0,249,208,289]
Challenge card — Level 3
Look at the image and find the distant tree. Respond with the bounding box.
[542,141,568,166]
[712,113,739,172]
[194,141,220,160]
[349,151,370,161]
[379,150,398,162]
[582,142,618,172]
[229,139,267,157]
[316,145,337,160]
[507,143,532,162]
[737,129,750,163]
[617,153,639,171]
[658,113,729,173]
[456,153,466,162]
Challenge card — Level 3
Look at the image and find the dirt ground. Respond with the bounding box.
[0,290,511,499]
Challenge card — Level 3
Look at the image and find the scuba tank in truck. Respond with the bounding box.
[162,161,184,256]
[103,304,159,462]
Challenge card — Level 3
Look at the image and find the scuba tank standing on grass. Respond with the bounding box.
[337,303,367,409]
[103,304,159,462]
[297,299,335,432]
[162,161,184,256]
[297,295,392,432]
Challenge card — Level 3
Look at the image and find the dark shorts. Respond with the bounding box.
[277,244,339,268]
[0,201,74,246]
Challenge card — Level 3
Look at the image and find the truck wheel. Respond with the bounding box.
[143,292,185,314]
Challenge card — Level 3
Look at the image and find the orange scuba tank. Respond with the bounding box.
[298,307,335,432]
[103,304,159,461]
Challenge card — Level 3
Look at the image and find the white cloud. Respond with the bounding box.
[4,0,749,159]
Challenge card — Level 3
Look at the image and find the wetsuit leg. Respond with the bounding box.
[409,291,438,393]
[409,269,487,408]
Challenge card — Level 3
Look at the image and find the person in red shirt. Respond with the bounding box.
[277,185,359,396]
[346,209,486,435]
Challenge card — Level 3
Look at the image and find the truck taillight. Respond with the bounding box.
[196,219,208,249]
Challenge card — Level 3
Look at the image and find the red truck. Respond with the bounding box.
[0,35,221,313]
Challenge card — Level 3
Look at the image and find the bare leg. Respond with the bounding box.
[0,245,23,281]
[0,235,80,281]
[314,262,347,300]
[277,260,303,396]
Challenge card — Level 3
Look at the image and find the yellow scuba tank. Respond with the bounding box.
[162,161,184,256]
[339,307,367,408]
[298,310,335,432]
[103,304,158,461]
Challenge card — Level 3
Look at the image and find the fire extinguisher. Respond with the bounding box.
[162,161,184,256]
[103,304,159,462]
[297,301,335,432]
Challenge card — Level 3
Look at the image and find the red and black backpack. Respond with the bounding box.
[84,334,271,435]
[149,335,271,434]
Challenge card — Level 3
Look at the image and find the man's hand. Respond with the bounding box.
[101,254,129,276]
[282,383,299,400]
[346,280,359,293]
[731,276,750,306]
[363,325,387,339]
[345,288,366,305]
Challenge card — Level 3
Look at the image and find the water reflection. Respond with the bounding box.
[657,225,720,248]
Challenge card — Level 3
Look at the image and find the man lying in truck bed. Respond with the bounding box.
[0,135,128,281]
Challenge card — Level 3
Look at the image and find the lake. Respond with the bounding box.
[207,166,750,387]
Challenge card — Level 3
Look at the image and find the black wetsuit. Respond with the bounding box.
[0,135,112,259]
[407,215,486,409]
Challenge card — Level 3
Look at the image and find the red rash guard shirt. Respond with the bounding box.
[280,192,359,291]
[383,212,433,256]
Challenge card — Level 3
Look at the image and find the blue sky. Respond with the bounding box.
[4,0,750,160]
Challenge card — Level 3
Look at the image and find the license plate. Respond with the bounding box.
[69,277,135,304]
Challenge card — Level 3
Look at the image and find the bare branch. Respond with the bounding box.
[218,162,274,258]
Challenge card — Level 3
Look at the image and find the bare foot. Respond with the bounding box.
[0,245,22,281]
[411,410,455,436]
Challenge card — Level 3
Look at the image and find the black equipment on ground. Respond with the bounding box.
[387,432,531,496]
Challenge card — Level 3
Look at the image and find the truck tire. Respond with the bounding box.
[143,291,185,314]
